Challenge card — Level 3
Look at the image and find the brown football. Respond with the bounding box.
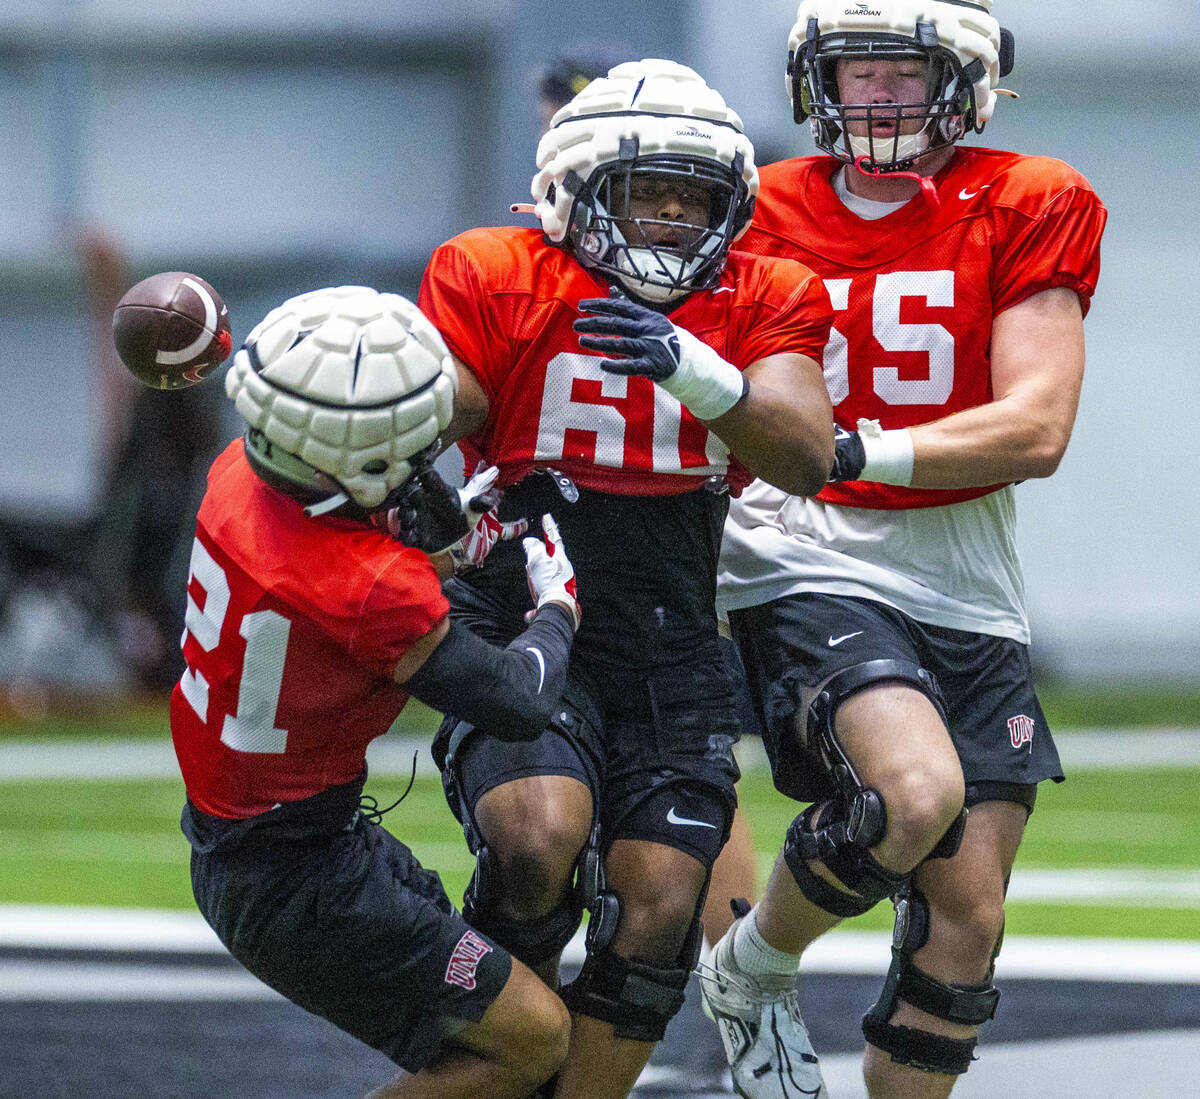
[112,271,233,390]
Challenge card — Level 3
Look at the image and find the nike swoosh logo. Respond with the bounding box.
[828,631,863,647]
[959,185,991,200]
[713,286,735,294]
[525,646,546,693]
[667,806,718,829]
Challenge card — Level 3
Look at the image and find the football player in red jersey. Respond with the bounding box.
[412,59,835,1099]
[171,285,587,1099]
[699,2,1108,1097]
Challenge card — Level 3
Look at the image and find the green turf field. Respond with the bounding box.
[2,710,1197,941]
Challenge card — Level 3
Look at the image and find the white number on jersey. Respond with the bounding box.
[180,537,291,754]
[822,271,956,406]
[534,352,728,474]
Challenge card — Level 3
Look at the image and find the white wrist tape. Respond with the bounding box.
[857,418,914,486]
[660,325,748,421]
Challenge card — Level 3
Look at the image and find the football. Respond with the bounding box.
[112,271,233,390]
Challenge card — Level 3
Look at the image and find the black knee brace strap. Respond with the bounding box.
[562,949,691,1042]
[861,1018,979,1075]
[784,801,908,918]
[862,885,1000,1075]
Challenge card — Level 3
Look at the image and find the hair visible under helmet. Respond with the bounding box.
[786,0,1015,172]
[531,58,758,304]
[224,285,457,517]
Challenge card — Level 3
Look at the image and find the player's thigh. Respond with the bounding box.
[455,687,601,861]
[836,681,961,802]
[605,837,710,958]
[730,592,957,800]
[450,955,569,1064]
[195,821,516,1074]
[924,625,1064,792]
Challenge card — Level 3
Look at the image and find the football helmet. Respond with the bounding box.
[224,285,457,516]
[531,58,757,304]
[786,0,1015,171]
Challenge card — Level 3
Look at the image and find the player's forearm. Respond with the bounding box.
[404,607,574,741]
[906,390,1080,489]
[714,395,834,495]
[713,352,835,495]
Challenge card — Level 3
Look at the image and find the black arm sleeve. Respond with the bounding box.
[404,603,574,742]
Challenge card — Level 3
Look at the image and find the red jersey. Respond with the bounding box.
[739,148,1107,510]
[418,227,831,496]
[170,441,448,818]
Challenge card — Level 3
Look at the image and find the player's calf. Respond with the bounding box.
[861,884,1001,1078]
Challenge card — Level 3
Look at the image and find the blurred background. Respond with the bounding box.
[0,0,1197,708]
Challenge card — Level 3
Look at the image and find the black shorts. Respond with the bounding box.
[730,592,1063,806]
[183,783,512,1073]
[437,473,741,869]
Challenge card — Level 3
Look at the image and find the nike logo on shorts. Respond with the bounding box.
[667,806,718,829]
[828,631,863,647]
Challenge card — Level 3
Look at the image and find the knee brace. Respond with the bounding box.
[784,800,908,917]
[562,916,703,1043]
[861,884,1000,1076]
[462,844,582,966]
[564,855,706,1042]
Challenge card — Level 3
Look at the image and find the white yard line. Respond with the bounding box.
[2,905,1199,1000]
[0,727,1197,780]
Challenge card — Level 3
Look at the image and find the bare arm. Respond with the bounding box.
[907,287,1086,488]
[443,356,490,446]
[708,351,834,496]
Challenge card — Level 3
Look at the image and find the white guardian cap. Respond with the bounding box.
[531,58,758,303]
[786,0,1015,170]
[225,285,457,516]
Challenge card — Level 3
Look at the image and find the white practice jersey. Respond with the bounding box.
[718,480,1029,644]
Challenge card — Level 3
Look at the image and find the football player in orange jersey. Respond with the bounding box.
[411,59,835,1099]
[172,286,587,1099]
[699,2,1107,1098]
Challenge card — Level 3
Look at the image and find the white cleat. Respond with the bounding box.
[697,922,828,1098]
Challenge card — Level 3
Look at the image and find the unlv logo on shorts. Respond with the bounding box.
[445,929,493,991]
[1007,714,1035,750]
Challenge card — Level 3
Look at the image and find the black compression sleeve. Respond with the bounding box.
[404,604,575,742]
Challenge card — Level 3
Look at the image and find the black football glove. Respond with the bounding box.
[573,296,682,381]
[573,296,748,421]
[829,425,866,483]
[377,465,503,554]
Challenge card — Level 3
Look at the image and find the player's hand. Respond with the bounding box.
[522,514,580,630]
[376,463,505,555]
[447,508,529,572]
[829,425,866,482]
[573,296,747,421]
[573,296,682,381]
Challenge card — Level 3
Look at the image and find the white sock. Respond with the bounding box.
[731,904,802,984]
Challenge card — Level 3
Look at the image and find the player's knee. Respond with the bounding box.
[614,881,702,963]
[480,804,590,911]
[929,890,1007,979]
[877,762,964,865]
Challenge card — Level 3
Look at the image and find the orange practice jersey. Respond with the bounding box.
[739,148,1107,510]
[170,441,447,818]
[419,227,832,496]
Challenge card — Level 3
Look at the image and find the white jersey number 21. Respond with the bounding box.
[179,537,291,754]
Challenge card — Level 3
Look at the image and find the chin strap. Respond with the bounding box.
[854,155,941,209]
